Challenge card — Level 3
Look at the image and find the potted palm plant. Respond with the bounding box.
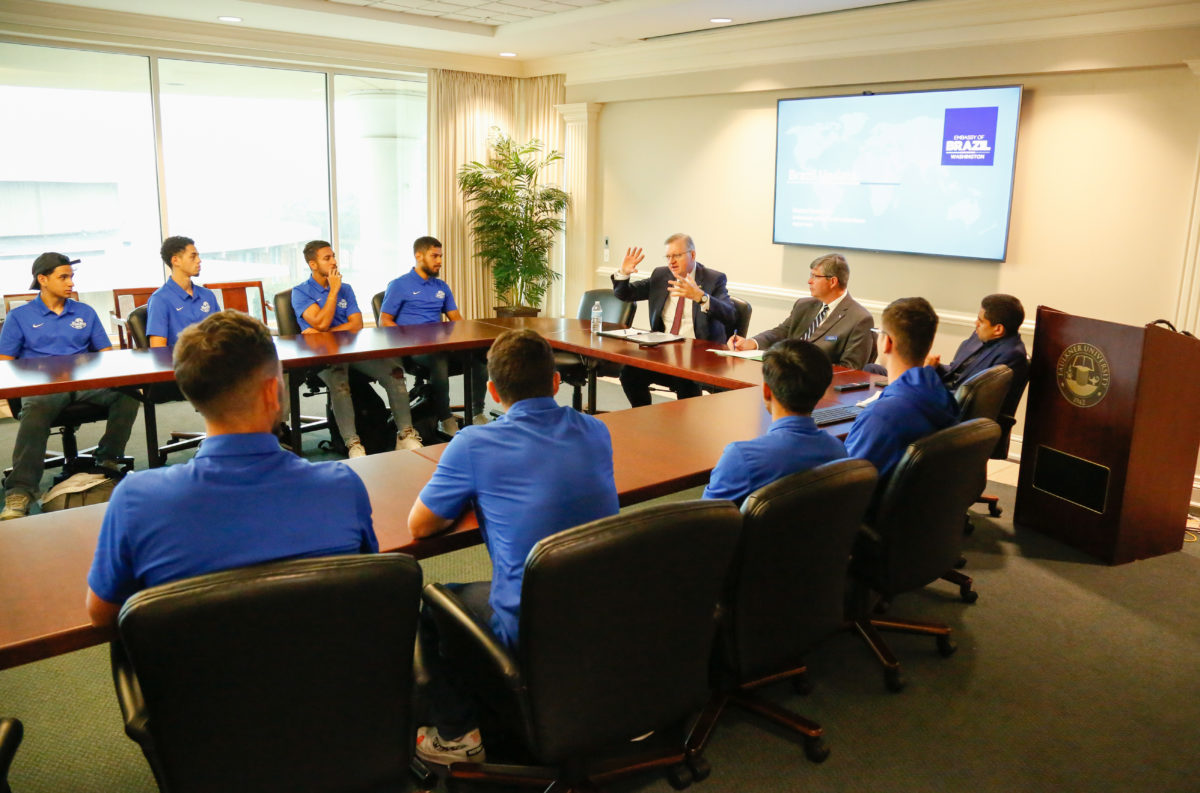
[457,128,570,316]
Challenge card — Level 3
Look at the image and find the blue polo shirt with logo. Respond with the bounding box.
[380,268,458,325]
[145,279,218,346]
[290,277,361,332]
[87,432,378,606]
[0,296,111,358]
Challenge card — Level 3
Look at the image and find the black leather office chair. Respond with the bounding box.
[730,296,752,338]
[2,401,134,483]
[556,288,636,413]
[0,717,22,793]
[113,554,427,793]
[957,361,1028,518]
[271,289,332,439]
[687,459,877,765]
[849,418,1001,692]
[422,500,742,792]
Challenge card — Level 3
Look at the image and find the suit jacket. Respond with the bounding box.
[611,263,736,344]
[939,333,1029,417]
[753,293,875,369]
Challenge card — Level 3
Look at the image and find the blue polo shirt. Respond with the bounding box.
[145,279,219,346]
[291,277,361,332]
[418,397,618,647]
[844,366,959,480]
[88,432,377,606]
[0,296,110,358]
[703,415,848,505]
[380,268,458,325]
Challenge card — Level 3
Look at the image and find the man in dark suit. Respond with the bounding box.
[612,233,736,407]
[728,253,875,370]
[929,293,1028,418]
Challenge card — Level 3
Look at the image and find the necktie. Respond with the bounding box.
[669,295,687,335]
[804,304,829,341]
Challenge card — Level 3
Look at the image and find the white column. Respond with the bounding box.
[1176,60,1200,335]
[556,102,603,318]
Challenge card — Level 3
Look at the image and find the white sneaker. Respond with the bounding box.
[415,726,485,765]
[439,417,459,438]
[396,426,423,451]
[346,439,367,458]
[1,492,32,520]
[472,412,491,426]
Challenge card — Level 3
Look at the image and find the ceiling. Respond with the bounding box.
[35,0,916,60]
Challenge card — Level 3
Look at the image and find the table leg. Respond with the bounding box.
[587,363,598,415]
[461,353,474,425]
[289,371,303,455]
[142,398,162,468]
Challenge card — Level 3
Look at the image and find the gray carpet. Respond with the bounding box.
[3,380,1199,791]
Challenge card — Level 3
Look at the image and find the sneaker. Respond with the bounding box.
[1,492,32,521]
[472,412,491,426]
[346,439,367,458]
[439,417,459,438]
[396,426,423,451]
[415,726,485,765]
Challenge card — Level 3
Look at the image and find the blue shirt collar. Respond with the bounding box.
[164,277,199,301]
[31,294,77,317]
[305,275,330,296]
[500,396,559,419]
[194,433,284,458]
[769,414,819,432]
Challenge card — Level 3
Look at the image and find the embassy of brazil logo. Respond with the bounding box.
[1056,343,1111,408]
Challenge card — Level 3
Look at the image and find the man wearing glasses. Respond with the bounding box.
[611,233,736,407]
[727,252,875,370]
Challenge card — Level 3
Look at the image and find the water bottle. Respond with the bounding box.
[591,300,603,334]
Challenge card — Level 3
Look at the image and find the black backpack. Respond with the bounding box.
[325,368,396,456]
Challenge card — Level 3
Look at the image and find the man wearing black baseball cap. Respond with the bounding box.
[0,253,140,519]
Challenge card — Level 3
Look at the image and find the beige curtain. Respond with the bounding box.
[428,70,566,319]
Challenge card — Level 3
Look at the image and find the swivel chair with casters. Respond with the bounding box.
[556,288,636,413]
[729,296,752,338]
[0,717,22,793]
[271,289,336,441]
[687,459,877,765]
[849,418,1001,692]
[2,399,134,484]
[112,554,429,793]
[956,360,1029,518]
[422,500,741,792]
[125,306,205,466]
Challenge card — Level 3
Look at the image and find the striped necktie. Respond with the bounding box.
[804,304,829,341]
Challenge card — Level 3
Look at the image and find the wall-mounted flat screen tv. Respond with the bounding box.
[773,85,1023,261]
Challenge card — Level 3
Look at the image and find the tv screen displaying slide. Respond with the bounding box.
[773,85,1023,261]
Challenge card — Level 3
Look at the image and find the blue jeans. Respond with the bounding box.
[7,389,140,497]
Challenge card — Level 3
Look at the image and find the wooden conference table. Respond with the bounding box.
[0,317,882,670]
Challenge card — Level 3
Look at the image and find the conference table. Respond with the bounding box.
[0,316,883,670]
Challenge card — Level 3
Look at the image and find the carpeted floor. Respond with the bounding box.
[2,378,1199,792]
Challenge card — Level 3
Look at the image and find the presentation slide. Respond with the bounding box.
[773,86,1022,261]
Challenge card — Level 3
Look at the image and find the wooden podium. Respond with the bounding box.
[1014,307,1200,564]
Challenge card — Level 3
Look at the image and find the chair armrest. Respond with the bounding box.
[422,584,534,743]
[109,641,151,743]
[0,717,23,782]
[109,311,129,330]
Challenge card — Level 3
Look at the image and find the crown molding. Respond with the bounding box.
[0,0,518,76]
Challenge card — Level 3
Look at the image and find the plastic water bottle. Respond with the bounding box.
[591,300,603,334]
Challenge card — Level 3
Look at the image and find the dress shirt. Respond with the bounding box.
[613,268,710,339]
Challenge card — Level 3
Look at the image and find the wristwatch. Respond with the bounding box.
[699,292,710,306]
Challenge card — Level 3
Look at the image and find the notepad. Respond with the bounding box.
[597,329,685,346]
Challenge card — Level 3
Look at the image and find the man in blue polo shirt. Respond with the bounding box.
[146,236,219,347]
[291,240,421,455]
[703,338,847,505]
[844,297,959,481]
[0,253,140,520]
[86,309,377,628]
[378,236,488,437]
[407,328,619,765]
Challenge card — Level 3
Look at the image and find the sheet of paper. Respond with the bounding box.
[710,348,766,361]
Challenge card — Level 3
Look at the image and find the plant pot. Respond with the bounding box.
[495,306,540,318]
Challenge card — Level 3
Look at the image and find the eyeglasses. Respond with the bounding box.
[666,252,692,261]
[809,272,834,279]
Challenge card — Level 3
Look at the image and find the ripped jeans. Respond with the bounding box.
[320,357,414,444]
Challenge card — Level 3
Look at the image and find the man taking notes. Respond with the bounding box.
[0,253,140,520]
[86,310,377,627]
[292,240,422,455]
[612,233,736,407]
[844,297,958,480]
[728,253,874,370]
[703,338,847,505]
[408,329,619,765]
[147,236,218,347]
[379,236,488,436]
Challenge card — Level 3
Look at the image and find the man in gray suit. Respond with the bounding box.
[727,253,875,370]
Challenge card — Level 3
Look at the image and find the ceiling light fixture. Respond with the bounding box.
[499,52,517,57]
[710,17,733,24]
[218,16,242,23]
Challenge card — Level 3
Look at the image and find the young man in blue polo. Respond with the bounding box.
[291,240,422,455]
[844,297,959,480]
[378,236,489,436]
[86,309,377,627]
[407,328,619,765]
[703,338,847,505]
[146,236,219,347]
[0,253,140,520]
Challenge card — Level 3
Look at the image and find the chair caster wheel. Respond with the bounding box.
[963,516,976,535]
[988,503,1003,518]
[667,762,694,790]
[686,754,711,782]
[884,667,906,692]
[937,634,958,657]
[792,675,814,696]
[960,586,979,604]
[804,736,830,763]
[954,555,967,569]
